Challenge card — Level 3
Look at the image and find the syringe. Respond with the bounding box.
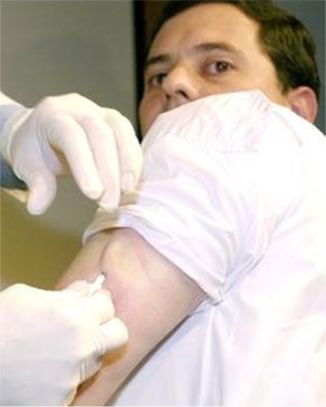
[88,271,107,295]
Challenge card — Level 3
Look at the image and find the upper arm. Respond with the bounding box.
[57,227,205,405]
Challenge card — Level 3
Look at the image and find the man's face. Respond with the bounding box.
[139,3,291,135]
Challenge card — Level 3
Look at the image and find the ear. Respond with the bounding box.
[287,86,318,123]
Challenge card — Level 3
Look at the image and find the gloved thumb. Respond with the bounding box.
[100,317,128,354]
[78,318,128,384]
[26,171,57,215]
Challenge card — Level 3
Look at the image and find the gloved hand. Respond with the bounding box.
[0,281,128,406]
[0,93,143,214]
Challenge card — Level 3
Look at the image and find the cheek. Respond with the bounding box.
[265,84,289,105]
[253,81,287,105]
[249,61,286,103]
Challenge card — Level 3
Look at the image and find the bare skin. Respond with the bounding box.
[57,229,204,405]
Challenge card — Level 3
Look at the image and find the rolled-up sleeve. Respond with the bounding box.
[84,91,282,302]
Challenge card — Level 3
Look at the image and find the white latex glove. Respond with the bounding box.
[0,93,143,214]
[0,281,128,406]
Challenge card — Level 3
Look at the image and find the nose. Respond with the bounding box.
[162,65,200,110]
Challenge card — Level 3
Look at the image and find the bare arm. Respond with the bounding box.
[57,227,205,405]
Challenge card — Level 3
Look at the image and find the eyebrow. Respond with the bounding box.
[194,42,242,56]
[145,42,243,71]
[145,54,171,71]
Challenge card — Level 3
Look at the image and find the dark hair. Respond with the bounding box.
[149,0,320,100]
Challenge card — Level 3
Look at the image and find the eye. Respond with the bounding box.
[206,60,233,75]
[147,72,167,88]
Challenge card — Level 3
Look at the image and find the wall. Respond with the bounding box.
[0,0,136,288]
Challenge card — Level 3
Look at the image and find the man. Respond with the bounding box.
[55,1,325,405]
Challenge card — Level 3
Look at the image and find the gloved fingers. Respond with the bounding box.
[77,115,121,210]
[102,109,143,193]
[76,314,128,384]
[24,171,57,215]
[64,279,112,299]
[99,317,129,354]
[80,319,128,383]
[64,280,94,297]
[79,348,102,384]
[46,114,104,200]
[79,289,115,325]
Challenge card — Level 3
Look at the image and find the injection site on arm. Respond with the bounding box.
[57,227,205,405]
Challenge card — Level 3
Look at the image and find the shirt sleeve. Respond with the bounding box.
[83,91,297,302]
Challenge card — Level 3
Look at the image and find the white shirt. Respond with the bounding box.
[85,91,326,406]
